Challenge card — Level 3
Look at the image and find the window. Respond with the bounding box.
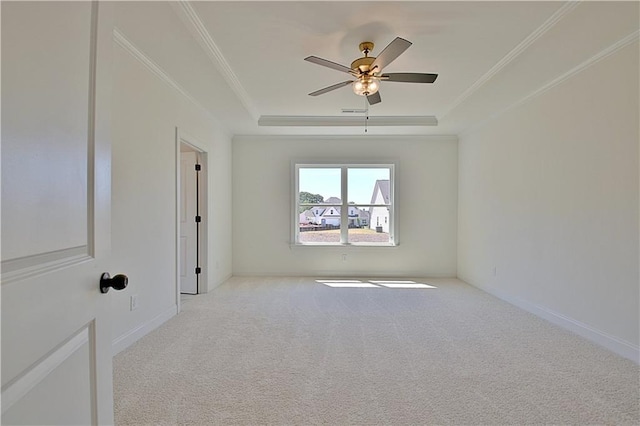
[295,163,395,245]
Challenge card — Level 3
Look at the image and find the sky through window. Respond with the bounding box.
[299,167,389,204]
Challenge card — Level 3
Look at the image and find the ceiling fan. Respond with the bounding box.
[304,37,438,105]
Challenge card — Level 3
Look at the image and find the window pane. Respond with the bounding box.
[299,168,341,205]
[299,229,341,243]
[299,205,341,243]
[347,168,390,204]
[369,205,391,232]
[299,205,341,227]
[347,205,390,244]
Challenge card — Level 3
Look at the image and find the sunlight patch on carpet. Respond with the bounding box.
[316,279,437,289]
[372,281,437,289]
[316,280,380,288]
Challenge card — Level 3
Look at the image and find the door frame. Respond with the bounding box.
[175,128,208,312]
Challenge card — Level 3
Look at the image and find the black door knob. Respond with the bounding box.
[100,272,128,293]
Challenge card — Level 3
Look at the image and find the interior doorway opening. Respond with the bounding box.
[176,129,208,307]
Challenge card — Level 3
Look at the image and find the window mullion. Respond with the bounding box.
[340,167,348,244]
[294,165,300,244]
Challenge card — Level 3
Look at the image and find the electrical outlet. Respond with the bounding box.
[492,267,497,276]
[342,254,347,262]
[130,295,139,311]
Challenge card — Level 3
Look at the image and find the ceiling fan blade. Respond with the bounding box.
[381,73,438,83]
[367,91,382,105]
[370,37,412,72]
[304,56,353,74]
[309,80,353,96]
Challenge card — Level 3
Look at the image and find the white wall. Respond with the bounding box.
[110,35,233,354]
[233,135,458,277]
[458,42,639,360]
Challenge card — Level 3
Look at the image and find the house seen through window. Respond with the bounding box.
[295,164,395,245]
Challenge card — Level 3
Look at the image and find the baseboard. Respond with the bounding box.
[208,272,232,292]
[111,304,178,356]
[232,270,455,278]
[461,275,639,364]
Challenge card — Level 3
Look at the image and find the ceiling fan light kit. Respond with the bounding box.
[304,37,438,106]
[353,75,380,96]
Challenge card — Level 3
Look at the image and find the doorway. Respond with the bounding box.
[176,130,208,305]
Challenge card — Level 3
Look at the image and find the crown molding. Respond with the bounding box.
[112,28,231,137]
[233,134,457,143]
[113,28,205,112]
[258,115,438,127]
[440,1,581,120]
[172,1,259,121]
[460,30,639,136]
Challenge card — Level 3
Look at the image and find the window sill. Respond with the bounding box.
[290,242,398,249]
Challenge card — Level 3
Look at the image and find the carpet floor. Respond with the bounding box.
[114,277,639,425]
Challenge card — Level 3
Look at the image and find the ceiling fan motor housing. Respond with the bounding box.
[353,41,377,73]
[351,56,376,73]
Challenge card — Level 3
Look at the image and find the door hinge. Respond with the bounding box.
[195,267,201,274]
[195,164,201,171]
[195,215,201,223]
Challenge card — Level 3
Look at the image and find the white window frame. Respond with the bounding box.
[293,162,397,246]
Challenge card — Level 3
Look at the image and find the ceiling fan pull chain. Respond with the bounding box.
[364,97,369,133]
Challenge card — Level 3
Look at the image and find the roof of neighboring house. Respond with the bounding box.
[304,198,369,217]
[320,206,340,216]
[300,210,316,218]
[370,180,390,204]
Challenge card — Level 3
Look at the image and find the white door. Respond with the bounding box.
[180,150,199,294]
[2,2,116,425]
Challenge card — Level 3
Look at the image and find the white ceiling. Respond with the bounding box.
[114,1,639,136]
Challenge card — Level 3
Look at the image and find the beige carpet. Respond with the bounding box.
[114,277,639,425]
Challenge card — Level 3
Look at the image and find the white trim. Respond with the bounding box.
[112,27,230,139]
[389,164,397,244]
[258,115,438,127]
[462,276,640,364]
[293,162,397,247]
[176,128,209,298]
[235,134,457,143]
[174,129,182,313]
[233,271,454,279]
[111,305,178,356]
[290,242,397,249]
[112,28,203,110]
[440,1,580,120]
[171,1,259,120]
[340,167,348,244]
[1,249,92,286]
[2,326,90,413]
[460,30,640,136]
[212,272,233,291]
[87,1,99,259]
